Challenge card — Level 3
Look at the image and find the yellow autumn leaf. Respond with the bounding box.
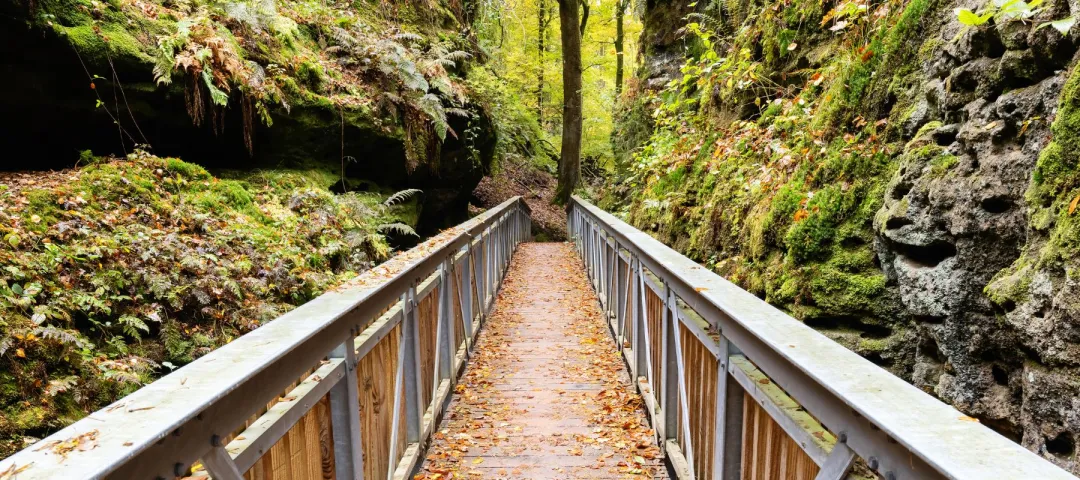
[15,348,25,358]
[1069,193,1080,215]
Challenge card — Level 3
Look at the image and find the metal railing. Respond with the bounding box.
[568,195,1074,480]
[0,197,532,480]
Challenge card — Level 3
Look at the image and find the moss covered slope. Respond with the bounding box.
[609,0,1080,471]
[0,152,418,456]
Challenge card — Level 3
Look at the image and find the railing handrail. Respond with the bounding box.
[569,195,1073,480]
[0,197,531,480]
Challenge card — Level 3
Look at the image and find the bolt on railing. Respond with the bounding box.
[0,198,532,480]
[569,195,1074,480]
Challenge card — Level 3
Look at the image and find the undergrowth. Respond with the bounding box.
[0,152,413,456]
[605,0,940,359]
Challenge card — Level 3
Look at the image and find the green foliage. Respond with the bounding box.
[0,153,408,457]
[473,0,643,168]
[607,0,921,337]
[383,189,423,207]
[35,0,490,166]
[955,0,1075,38]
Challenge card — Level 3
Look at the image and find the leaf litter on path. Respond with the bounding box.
[416,243,664,479]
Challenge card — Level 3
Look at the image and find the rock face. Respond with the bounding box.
[874,5,1079,462]
[0,0,496,232]
[639,0,700,88]
[617,0,1080,472]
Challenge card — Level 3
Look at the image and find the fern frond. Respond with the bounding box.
[393,32,424,43]
[329,26,357,48]
[34,326,90,349]
[383,188,422,206]
[378,222,419,237]
[446,108,472,118]
[442,50,472,63]
[103,369,143,385]
[119,315,149,340]
[46,376,79,397]
[417,93,450,140]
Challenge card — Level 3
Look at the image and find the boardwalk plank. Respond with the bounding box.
[417,243,666,479]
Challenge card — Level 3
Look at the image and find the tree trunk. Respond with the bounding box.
[615,0,626,98]
[537,0,547,125]
[579,1,590,38]
[555,0,583,205]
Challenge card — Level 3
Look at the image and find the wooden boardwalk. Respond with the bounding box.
[415,243,666,479]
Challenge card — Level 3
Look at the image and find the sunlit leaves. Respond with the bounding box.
[955,8,993,26]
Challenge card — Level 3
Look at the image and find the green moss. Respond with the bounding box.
[909,121,943,147]
[652,166,688,195]
[857,334,895,353]
[165,158,211,181]
[810,267,887,314]
[296,60,326,91]
[8,406,47,431]
[882,0,938,60]
[57,23,152,67]
[929,154,958,177]
[988,64,1080,310]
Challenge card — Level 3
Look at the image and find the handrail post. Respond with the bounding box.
[715,337,743,480]
[661,282,677,448]
[458,246,474,348]
[630,256,641,380]
[386,296,407,480]
[329,331,365,480]
[403,286,423,443]
[483,228,491,309]
[432,258,453,389]
[633,259,650,388]
[614,243,625,344]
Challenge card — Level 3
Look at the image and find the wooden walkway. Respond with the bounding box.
[415,243,666,479]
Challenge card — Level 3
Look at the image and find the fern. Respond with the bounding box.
[442,50,472,63]
[46,376,79,397]
[393,32,424,43]
[329,26,358,48]
[378,222,419,237]
[417,94,452,141]
[383,188,422,206]
[103,369,142,385]
[447,108,472,118]
[34,326,91,349]
[0,336,11,356]
[201,70,230,106]
[118,315,150,340]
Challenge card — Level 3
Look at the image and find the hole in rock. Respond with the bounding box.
[933,127,958,146]
[804,316,892,338]
[981,195,1012,214]
[895,240,957,268]
[885,217,913,230]
[891,183,913,200]
[991,365,1009,386]
[1047,432,1075,457]
[913,315,947,324]
[918,334,946,363]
